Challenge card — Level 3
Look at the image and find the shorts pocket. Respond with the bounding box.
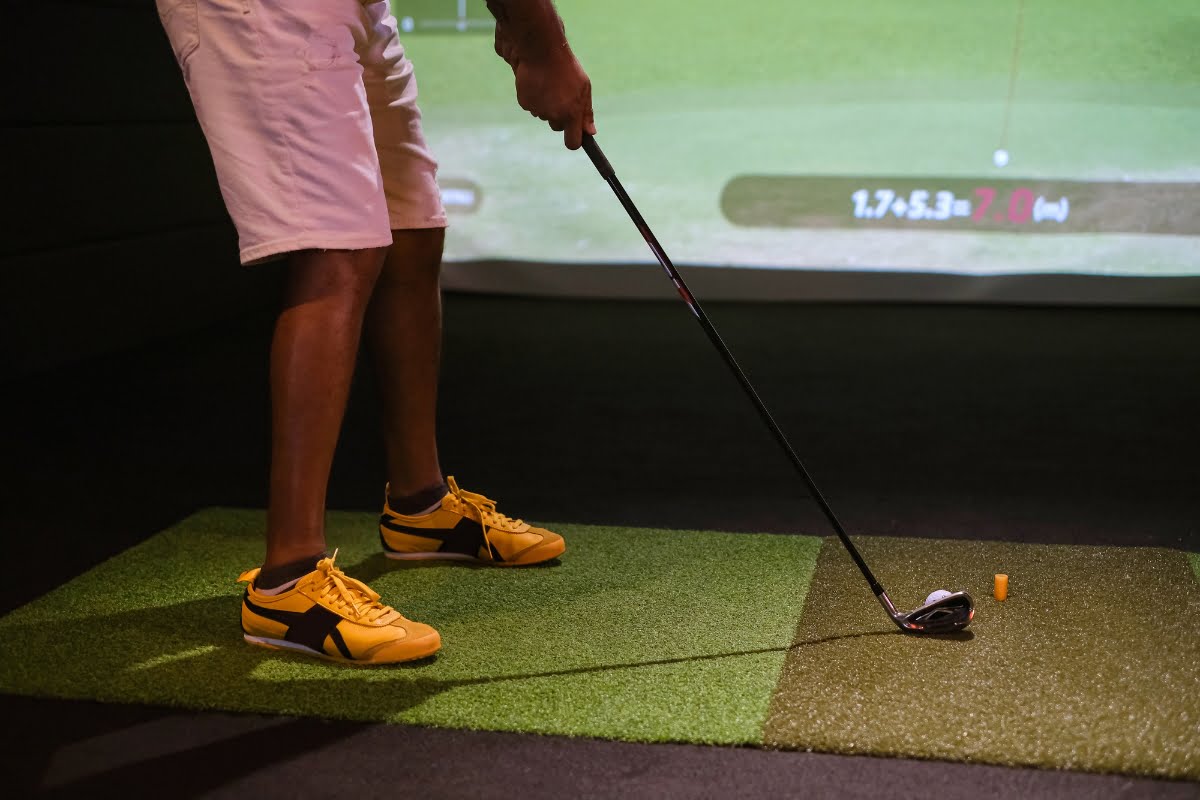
[155,0,200,71]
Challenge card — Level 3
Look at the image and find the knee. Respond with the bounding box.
[378,228,445,289]
[283,246,389,312]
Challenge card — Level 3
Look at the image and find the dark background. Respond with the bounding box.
[2,2,1197,797]
[0,0,280,376]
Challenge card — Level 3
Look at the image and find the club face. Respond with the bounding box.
[897,591,975,634]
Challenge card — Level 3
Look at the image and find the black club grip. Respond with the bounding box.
[582,133,615,179]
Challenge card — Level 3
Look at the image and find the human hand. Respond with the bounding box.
[511,49,596,150]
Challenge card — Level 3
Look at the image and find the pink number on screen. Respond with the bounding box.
[972,187,996,221]
[1008,188,1034,224]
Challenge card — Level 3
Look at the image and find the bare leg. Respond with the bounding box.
[364,227,447,498]
[264,246,388,569]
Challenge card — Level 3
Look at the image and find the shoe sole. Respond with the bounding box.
[243,632,441,665]
[383,538,566,566]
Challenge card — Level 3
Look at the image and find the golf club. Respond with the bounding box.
[580,133,974,635]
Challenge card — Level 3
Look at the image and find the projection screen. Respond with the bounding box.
[396,1,1200,304]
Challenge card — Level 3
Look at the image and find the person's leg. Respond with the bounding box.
[364,228,447,500]
[355,2,563,564]
[243,242,444,664]
[156,0,443,663]
[264,246,387,571]
[367,228,567,566]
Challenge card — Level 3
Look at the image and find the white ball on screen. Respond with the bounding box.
[993,149,1010,168]
[401,16,415,32]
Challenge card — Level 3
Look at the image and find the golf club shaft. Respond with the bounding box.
[581,133,885,598]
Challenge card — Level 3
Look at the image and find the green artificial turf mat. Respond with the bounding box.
[0,509,820,745]
[763,537,1200,779]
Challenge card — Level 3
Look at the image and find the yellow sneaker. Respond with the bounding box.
[237,551,441,665]
[379,476,566,566]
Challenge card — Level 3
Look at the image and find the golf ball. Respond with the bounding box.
[993,148,1010,167]
[924,589,953,606]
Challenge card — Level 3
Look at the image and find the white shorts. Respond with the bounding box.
[156,0,448,265]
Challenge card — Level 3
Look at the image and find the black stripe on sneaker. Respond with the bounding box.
[243,593,345,655]
[242,591,299,626]
[283,605,345,653]
[329,627,353,660]
[380,516,502,561]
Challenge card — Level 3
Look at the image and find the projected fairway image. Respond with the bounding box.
[397,0,1199,277]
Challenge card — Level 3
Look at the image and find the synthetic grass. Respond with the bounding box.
[2,512,1196,778]
[0,510,819,745]
[764,537,1200,779]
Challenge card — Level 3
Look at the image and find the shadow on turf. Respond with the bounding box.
[0,585,977,794]
[0,596,972,702]
[351,552,566,578]
[10,698,367,799]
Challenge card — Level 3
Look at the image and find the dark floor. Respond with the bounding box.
[3,295,1198,797]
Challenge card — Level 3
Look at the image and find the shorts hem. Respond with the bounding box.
[389,213,449,231]
[240,234,396,266]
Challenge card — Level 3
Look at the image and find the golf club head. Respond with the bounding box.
[896,591,974,634]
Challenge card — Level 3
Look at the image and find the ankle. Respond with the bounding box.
[387,481,449,515]
[257,550,327,590]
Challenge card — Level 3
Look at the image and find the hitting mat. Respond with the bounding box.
[1,510,1197,779]
[764,537,1200,779]
[0,510,820,745]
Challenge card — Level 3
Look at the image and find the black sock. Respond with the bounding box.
[388,482,449,515]
[255,551,327,591]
